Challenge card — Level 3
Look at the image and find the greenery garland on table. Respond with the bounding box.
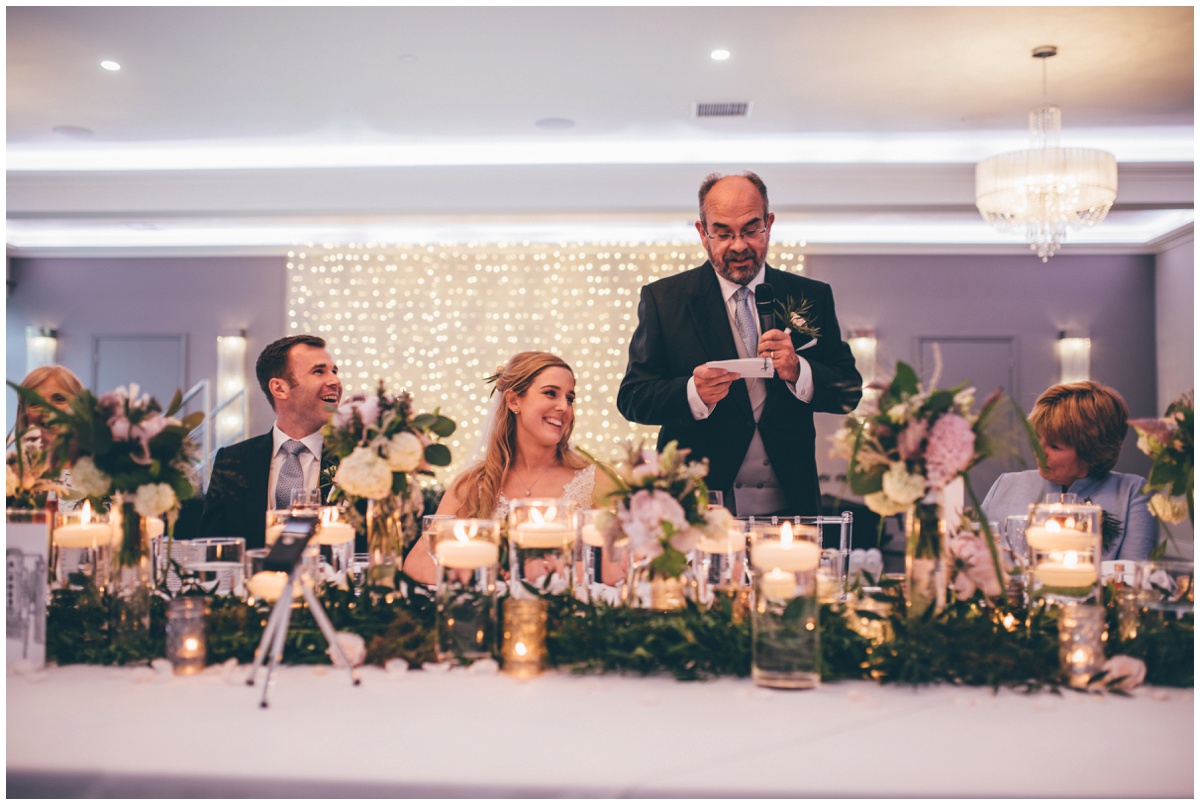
[45,580,1192,690]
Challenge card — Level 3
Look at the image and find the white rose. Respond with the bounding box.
[385,432,424,473]
[335,446,394,499]
[1149,493,1188,524]
[72,456,112,498]
[863,490,908,517]
[882,462,926,506]
[134,482,178,517]
[953,387,976,411]
[1096,655,1146,692]
[887,404,908,424]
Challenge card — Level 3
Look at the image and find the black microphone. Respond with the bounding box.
[755,283,777,337]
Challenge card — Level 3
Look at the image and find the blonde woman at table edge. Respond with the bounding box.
[402,351,618,585]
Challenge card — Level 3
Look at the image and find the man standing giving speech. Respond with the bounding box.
[199,334,343,547]
[617,172,861,517]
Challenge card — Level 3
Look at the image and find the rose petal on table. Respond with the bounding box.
[151,658,174,676]
[384,658,410,674]
[328,631,366,668]
[422,662,453,674]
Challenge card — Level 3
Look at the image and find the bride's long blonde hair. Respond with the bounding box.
[450,351,587,518]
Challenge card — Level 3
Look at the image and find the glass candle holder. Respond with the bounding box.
[501,597,548,679]
[434,519,501,662]
[166,596,208,675]
[747,521,822,689]
[313,506,356,586]
[244,547,318,604]
[845,591,895,646]
[182,537,246,597]
[1027,499,1102,606]
[695,525,747,606]
[51,502,112,590]
[508,498,575,597]
[1058,603,1105,688]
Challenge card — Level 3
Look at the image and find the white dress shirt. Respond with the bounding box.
[267,426,325,509]
[686,266,815,420]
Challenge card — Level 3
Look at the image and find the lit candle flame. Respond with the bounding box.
[1046,519,1062,532]
[530,508,545,525]
[514,642,528,657]
[321,507,338,526]
[80,500,92,525]
[780,521,793,545]
[183,637,199,651]
[1063,551,1079,568]
[453,521,477,542]
[1064,516,1076,530]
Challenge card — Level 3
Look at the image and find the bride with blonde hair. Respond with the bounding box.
[403,351,611,584]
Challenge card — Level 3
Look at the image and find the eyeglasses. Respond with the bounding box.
[703,227,768,243]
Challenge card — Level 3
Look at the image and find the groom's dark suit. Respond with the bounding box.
[617,262,861,515]
[197,432,336,549]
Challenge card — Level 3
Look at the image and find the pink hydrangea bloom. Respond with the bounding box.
[947,533,1002,599]
[924,413,975,490]
[617,489,686,552]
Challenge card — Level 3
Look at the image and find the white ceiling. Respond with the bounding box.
[6,5,1195,256]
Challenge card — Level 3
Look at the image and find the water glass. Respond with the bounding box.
[313,506,356,586]
[501,597,548,679]
[290,489,324,510]
[694,526,747,606]
[748,521,822,689]
[182,537,246,597]
[508,498,575,597]
[422,514,456,563]
[1027,500,1102,606]
[434,519,501,662]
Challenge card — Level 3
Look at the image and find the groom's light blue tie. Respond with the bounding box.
[274,439,307,510]
[733,286,758,357]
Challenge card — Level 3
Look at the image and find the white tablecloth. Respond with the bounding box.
[7,663,1194,798]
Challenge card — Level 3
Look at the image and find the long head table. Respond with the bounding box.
[7,664,1193,798]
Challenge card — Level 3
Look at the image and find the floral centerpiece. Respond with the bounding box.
[1130,389,1193,529]
[831,362,1010,616]
[17,382,204,643]
[323,381,455,587]
[586,440,733,609]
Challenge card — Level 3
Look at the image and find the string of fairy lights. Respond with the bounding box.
[287,242,805,480]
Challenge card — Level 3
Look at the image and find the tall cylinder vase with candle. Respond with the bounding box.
[905,501,946,619]
[748,521,822,689]
[1027,496,1102,606]
[110,496,154,648]
[434,519,501,662]
[508,498,575,597]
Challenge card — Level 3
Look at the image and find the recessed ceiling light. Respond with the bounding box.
[710,49,731,61]
[535,117,575,131]
[100,60,121,71]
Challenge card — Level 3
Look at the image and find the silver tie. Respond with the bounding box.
[274,439,307,510]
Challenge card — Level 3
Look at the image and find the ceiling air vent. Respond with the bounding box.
[695,101,750,118]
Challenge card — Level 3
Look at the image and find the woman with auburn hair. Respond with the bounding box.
[402,351,614,584]
[982,381,1156,560]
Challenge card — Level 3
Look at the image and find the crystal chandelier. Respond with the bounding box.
[975,46,1118,262]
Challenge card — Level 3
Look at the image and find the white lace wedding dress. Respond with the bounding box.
[493,464,596,520]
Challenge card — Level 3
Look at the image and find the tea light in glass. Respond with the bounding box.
[166,596,208,675]
[502,597,548,679]
[315,506,356,586]
[434,519,501,662]
[748,521,821,689]
[1058,603,1105,688]
[508,498,575,597]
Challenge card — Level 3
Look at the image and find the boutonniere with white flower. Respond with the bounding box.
[774,295,821,342]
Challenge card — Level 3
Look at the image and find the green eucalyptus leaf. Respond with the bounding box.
[423,443,451,467]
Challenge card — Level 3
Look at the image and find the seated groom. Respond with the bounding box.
[198,334,343,548]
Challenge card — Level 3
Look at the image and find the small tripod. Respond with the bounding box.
[246,531,361,708]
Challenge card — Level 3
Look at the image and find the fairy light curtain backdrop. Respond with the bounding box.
[288,242,806,479]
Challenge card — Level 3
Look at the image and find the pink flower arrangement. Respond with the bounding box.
[946,531,1003,599]
[924,413,976,490]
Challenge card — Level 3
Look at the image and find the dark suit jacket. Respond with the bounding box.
[616,262,862,515]
[197,432,336,549]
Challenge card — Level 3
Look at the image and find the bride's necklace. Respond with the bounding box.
[511,464,554,497]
